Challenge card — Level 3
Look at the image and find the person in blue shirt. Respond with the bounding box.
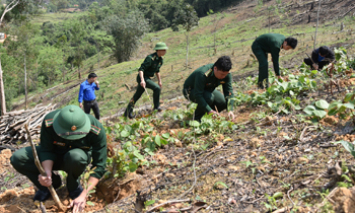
[78,73,100,119]
[304,46,335,70]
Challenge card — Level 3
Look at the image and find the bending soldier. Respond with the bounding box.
[251,33,298,89]
[124,42,168,118]
[183,56,235,122]
[11,105,107,213]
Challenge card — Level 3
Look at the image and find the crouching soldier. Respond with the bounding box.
[124,42,168,118]
[304,46,335,70]
[11,105,107,213]
[183,56,235,122]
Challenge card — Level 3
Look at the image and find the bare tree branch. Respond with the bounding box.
[0,0,20,24]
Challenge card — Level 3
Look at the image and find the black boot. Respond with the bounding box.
[257,82,264,89]
[153,107,162,112]
[124,105,135,119]
[33,181,62,201]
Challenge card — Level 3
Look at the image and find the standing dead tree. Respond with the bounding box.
[0,0,20,115]
[313,0,321,49]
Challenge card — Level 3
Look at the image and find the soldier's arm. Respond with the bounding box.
[311,49,318,63]
[222,74,234,111]
[90,126,107,179]
[328,49,335,61]
[194,73,212,113]
[38,119,56,162]
[156,72,162,85]
[271,49,281,76]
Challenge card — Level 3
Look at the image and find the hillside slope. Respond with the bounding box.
[11,0,355,117]
[2,0,355,213]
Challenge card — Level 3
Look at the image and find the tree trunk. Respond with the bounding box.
[314,0,321,49]
[0,0,21,115]
[24,55,27,110]
[97,44,100,70]
[78,67,81,79]
[186,33,189,67]
[0,56,5,115]
[269,10,271,33]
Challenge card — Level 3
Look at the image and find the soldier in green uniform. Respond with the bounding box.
[183,56,235,122]
[10,105,107,213]
[251,33,298,89]
[124,42,168,118]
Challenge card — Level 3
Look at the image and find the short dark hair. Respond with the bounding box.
[285,37,298,49]
[88,73,97,79]
[214,56,232,72]
[319,46,331,56]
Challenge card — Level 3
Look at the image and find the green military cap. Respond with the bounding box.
[154,42,168,50]
[53,105,91,140]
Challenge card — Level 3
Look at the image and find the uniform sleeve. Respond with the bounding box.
[78,84,84,103]
[90,127,107,179]
[271,48,281,76]
[194,73,212,113]
[312,49,318,63]
[328,49,335,61]
[138,56,152,73]
[223,74,234,111]
[39,120,56,162]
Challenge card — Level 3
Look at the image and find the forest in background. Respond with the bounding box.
[0,0,242,112]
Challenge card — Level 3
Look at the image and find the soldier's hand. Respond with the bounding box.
[158,81,162,88]
[228,111,235,120]
[140,81,146,89]
[79,103,83,108]
[38,174,52,187]
[68,191,86,213]
[312,64,319,70]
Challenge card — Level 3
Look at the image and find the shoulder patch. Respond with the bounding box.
[204,69,213,77]
[90,125,101,135]
[45,119,54,127]
[152,55,156,61]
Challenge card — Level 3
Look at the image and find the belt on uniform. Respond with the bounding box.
[84,99,96,104]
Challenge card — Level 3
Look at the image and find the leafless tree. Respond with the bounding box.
[0,0,20,115]
[314,0,321,49]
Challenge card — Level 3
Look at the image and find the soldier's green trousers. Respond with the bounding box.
[125,76,161,114]
[10,146,89,192]
[252,41,269,88]
[183,88,227,121]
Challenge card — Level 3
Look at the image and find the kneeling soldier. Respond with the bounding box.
[11,105,107,212]
[183,56,235,122]
[304,46,335,70]
[124,42,168,118]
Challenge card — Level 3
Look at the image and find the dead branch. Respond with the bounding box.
[341,5,355,17]
[0,104,56,144]
[146,199,190,213]
[287,185,295,208]
[25,124,66,211]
